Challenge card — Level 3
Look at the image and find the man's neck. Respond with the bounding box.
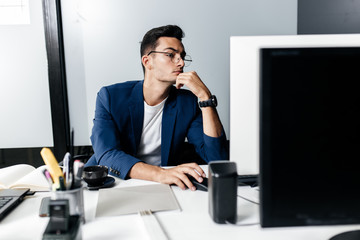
[143,77,172,106]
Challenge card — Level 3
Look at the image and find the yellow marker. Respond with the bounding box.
[40,148,64,186]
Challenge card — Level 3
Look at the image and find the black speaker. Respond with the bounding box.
[208,161,237,224]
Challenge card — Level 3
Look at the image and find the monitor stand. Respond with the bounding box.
[330,230,360,240]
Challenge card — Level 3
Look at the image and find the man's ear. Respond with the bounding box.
[142,55,152,70]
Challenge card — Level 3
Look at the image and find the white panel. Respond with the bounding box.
[0,0,30,25]
[61,0,297,145]
[0,0,53,148]
[230,34,360,174]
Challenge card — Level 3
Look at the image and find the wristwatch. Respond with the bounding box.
[199,95,217,108]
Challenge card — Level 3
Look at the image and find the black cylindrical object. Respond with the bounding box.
[208,161,238,224]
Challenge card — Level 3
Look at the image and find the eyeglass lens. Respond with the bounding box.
[171,53,192,67]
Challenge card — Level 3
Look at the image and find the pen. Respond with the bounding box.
[40,148,64,187]
[42,169,53,189]
[73,160,84,188]
[62,152,71,186]
[66,172,73,190]
[68,155,74,187]
[59,176,66,191]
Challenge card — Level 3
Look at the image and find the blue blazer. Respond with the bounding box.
[86,80,229,179]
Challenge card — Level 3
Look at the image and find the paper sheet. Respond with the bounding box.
[96,184,181,217]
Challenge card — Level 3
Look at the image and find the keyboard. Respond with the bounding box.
[0,189,29,221]
[0,196,15,216]
[237,174,258,187]
[0,196,13,208]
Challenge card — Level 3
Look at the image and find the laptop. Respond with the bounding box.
[0,188,30,221]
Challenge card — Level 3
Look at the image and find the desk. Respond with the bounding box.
[1,166,360,240]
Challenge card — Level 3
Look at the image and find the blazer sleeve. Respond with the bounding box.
[90,87,141,179]
[186,103,229,162]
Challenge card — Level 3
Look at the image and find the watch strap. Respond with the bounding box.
[199,95,217,108]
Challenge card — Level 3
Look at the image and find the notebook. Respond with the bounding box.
[95,184,181,217]
[0,188,30,221]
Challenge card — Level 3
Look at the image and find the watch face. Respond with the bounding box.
[211,95,218,107]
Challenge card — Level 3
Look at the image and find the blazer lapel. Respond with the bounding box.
[161,88,177,166]
[129,81,144,154]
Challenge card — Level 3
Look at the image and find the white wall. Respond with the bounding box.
[62,0,298,145]
[0,0,53,148]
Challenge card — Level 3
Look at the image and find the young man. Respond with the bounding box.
[86,25,229,190]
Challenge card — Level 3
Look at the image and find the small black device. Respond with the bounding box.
[198,95,217,108]
[42,199,82,240]
[48,199,70,232]
[208,161,237,224]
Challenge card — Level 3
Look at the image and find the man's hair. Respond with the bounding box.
[140,25,184,72]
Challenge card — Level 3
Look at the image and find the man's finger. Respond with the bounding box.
[172,177,186,190]
[179,174,196,191]
[181,163,206,178]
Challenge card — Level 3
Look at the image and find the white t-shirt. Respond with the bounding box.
[136,98,167,166]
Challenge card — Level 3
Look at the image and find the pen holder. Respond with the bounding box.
[51,186,85,223]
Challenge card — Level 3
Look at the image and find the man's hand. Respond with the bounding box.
[129,162,205,191]
[176,71,223,138]
[175,71,211,101]
[157,163,206,191]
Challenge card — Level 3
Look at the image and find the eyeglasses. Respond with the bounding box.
[147,51,192,67]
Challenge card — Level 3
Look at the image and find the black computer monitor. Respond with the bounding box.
[260,47,360,230]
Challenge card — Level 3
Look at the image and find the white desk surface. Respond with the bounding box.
[1,166,360,240]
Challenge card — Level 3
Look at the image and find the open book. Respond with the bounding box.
[0,164,50,191]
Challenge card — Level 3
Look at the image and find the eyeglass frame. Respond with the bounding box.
[147,50,192,67]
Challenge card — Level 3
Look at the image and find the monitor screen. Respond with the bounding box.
[260,47,360,227]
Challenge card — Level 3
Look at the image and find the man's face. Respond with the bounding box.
[146,37,186,84]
